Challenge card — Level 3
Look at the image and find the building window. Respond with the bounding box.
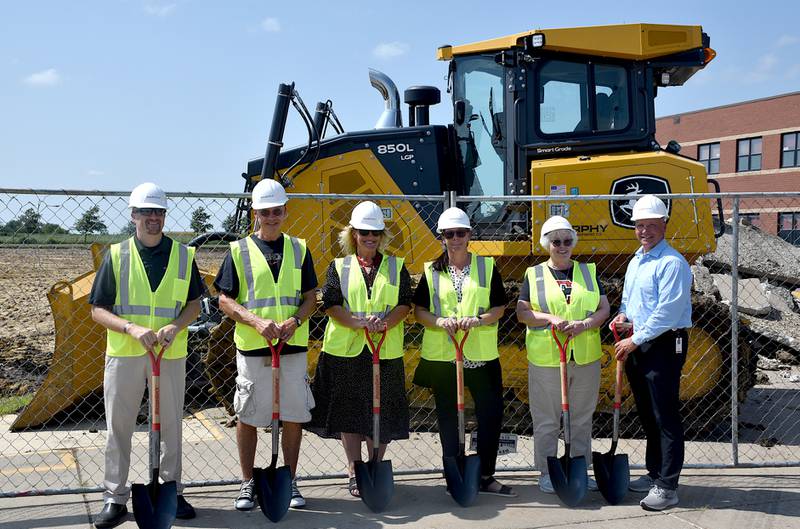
[778,212,800,246]
[737,137,762,172]
[740,213,761,229]
[698,142,720,174]
[782,132,800,168]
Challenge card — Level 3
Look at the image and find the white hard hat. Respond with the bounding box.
[541,215,575,236]
[630,194,668,221]
[251,178,288,209]
[350,201,385,230]
[129,182,168,209]
[437,207,471,233]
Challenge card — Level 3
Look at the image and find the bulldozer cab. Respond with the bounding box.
[441,24,715,246]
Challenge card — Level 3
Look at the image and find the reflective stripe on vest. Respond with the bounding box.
[322,254,404,359]
[420,254,499,362]
[237,236,303,311]
[524,261,601,367]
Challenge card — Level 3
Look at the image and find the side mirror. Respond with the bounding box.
[455,100,466,125]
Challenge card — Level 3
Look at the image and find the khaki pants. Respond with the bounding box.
[102,355,186,504]
[528,360,600,475]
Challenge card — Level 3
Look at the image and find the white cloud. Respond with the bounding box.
[743,53,779,84]
[87,169,106,177]
[261,17,280,32]
[372,42,409,59]
[23,68,61,86]
[776,35,799,48]
[144,3,176,16]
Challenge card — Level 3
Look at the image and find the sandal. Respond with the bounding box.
[348,476,360,498]
[479,477,517,497]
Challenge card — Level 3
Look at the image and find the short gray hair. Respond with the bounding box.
[539,228,578,250]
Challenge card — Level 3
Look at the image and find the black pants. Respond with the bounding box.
[429,359,504,477]
[625,329,688,490]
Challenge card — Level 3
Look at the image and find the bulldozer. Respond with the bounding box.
[15,23,750,434]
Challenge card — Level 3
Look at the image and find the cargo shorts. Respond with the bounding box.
[233,352,315,426]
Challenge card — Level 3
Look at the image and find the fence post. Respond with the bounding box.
[730,196,740,466]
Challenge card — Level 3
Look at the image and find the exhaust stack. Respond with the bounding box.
[369,68,402,129]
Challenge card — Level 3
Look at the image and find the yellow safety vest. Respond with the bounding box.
[107,237,194,359]
[524,261,601,367]
[321,254,405,359]
[230,234,309,350]
[420,254,499,362]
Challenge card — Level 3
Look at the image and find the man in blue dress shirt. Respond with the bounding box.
[612,194,692,512]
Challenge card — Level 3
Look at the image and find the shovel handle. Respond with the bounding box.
[448,330,470,453]
[551,327,571,412]
[267,341,284,421]
[609,322,633,410]
[146,347,166,475]
[364,327,387,452]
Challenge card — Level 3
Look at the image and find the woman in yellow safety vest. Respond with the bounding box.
[308,201,413,498]
[413,207,515,497]
[515,215,610,494]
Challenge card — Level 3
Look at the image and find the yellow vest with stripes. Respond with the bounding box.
[524,260,601,367]
[107,237,194,359]
[420,254,499,362]
[322,254,405,359]
[230,234,309,350]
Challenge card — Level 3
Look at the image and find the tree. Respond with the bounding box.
[18,208,42,234]
[222,213,248,234]
[120,221,137,236]
[75,206,108,242]
[190,207,213,234]
[41,223,69,235]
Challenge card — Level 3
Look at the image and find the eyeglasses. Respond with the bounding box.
[255,207,285,217]
[357,229,384,236]
[134,208,166,217]
[442,230,469,239]
[550,239,573,247]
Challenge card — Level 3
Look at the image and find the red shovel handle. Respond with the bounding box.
[267,340,284,421]
[146,347,166,432]
[448,330,470,413]
[364,327,388,415]
[550,326,571,412]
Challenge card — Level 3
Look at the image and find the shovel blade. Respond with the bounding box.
[131,480,177,529]
[254,464,292,523]
[547,454,588,507]
[592,450,629,505]
[355,458,394,512]
[442,453,480,507]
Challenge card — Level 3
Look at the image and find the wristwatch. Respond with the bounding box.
[291,315,302,327]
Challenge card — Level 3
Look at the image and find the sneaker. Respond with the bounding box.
[629,474,656,493]
[290,479,306,509]
[640,485,679,511]
[235,479,256,511]
[588,477,598,491]
[538,474,555,494]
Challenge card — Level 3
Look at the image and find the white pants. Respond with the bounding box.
[102,355,186,504]
[528,360,601,475]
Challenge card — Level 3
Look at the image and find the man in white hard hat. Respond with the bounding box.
[89,182,205,528]
[214,178,318,511]
[611,194,692,511]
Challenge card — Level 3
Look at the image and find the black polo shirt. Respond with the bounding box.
[89,235,206,307]
[213,234,318,357]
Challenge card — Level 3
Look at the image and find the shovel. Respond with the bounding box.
[442,330,481,508]
[132,346,177,529]
[547,326,588,507]
[354,326,395,512]
[592,322,632,505]
[254,340,292,523]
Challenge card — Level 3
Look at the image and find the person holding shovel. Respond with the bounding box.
[307,201,412,498]
[89,182,205,528]
[214,178,318,511]
[515,215,610,496]
[413,207,515,498]
[611,194,691,511]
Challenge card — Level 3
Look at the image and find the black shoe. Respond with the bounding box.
[176,495,196,520]
[94,502,127,529]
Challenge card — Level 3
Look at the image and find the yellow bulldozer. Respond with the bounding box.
[15,23,750,434]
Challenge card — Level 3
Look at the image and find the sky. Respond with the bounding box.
[2,0,799,196]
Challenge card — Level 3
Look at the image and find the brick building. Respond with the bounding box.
[656,91,800,244]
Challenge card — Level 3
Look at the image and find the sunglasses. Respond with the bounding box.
[442,229,469,239]
[134,208,166,217]
[256,207,285,217]
[357,229,384,236]
[550,239,573,247]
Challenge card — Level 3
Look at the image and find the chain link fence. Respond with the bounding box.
[1,189,799,497]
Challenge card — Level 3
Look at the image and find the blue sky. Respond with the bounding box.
[2,0,798,194]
